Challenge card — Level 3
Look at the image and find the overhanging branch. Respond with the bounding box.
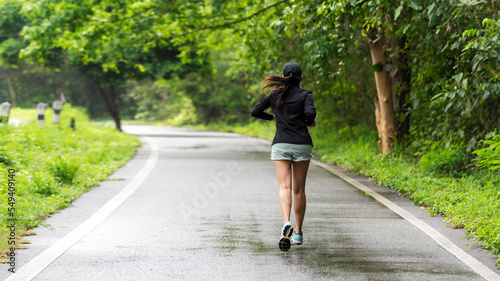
[172,0,289,38]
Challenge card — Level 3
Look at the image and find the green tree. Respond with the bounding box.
[0,0,27,106]
[20,0,208,130]
[19,0,287,128]
[229,0,499,156]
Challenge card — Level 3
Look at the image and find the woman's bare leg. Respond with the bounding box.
[274,160,293,223]
[292,160,310,234]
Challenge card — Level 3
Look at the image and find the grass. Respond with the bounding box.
[202,120,500,268]
[0,104,140,258]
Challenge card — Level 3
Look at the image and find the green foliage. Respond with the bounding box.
[406,1,499,149]
[220,0,499,153]
[416,143,472,176]
[2,0,496,146]
[47,154,82,184]
[475,134,500,171]
[0,38,24,66]
[13,0,211,129]
[0,150,13,166]
[0,106,140,253]
[125,79,197,124]
[20,0,208,74]
[0,0,24,66]
[30,171,59,197]
[151,44,251,125]
[0,0,25,45]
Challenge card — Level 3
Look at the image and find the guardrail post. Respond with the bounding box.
[53,100,63,124]
[0,102,11,125]
[37,102,48,127]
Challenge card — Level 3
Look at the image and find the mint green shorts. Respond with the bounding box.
[271,143,313,162]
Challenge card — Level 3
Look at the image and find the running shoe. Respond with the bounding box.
[279,221,293,252]
[292,233,303,245]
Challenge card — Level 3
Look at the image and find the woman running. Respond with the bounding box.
[251,62,316,251]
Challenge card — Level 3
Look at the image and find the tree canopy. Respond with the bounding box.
[0,0,498,152]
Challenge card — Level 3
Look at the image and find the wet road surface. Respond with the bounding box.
[2,125,500,280]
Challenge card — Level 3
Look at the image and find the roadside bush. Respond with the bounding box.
[417,143,472,176]
[475,134,500,171]
[29,171,59,197]
[47,154,82,184]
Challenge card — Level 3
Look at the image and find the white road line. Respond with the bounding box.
[6,137,159,281]
[313,160,500,281]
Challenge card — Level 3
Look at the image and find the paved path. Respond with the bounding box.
[2,125,500,280]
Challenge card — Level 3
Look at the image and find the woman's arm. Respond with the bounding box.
[251,94,274,121]
[304,91,316,126]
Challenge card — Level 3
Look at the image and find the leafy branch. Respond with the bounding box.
[109,0,179,24]
[171,0,289,37]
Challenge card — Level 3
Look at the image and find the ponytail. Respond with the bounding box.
[262,74,300,109]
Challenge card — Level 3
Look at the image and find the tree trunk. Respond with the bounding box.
[388,36,411,142]
[108,85,122,131]
[96,84,122,131]
[374,96,383,149]
[83,71,122,131]
[4,75,16,107]
[367,28,396,154]
[54,87,62,101]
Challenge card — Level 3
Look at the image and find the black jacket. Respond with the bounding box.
[251,82,316,146]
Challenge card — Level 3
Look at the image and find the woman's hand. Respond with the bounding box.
[308,119,317,127]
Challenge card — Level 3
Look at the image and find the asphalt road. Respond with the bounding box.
[2,125,500,280]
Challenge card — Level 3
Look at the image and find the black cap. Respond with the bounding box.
[282,62,302,78]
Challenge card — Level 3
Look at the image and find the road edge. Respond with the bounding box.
[253,136,500,281]
[5,137,159,281]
